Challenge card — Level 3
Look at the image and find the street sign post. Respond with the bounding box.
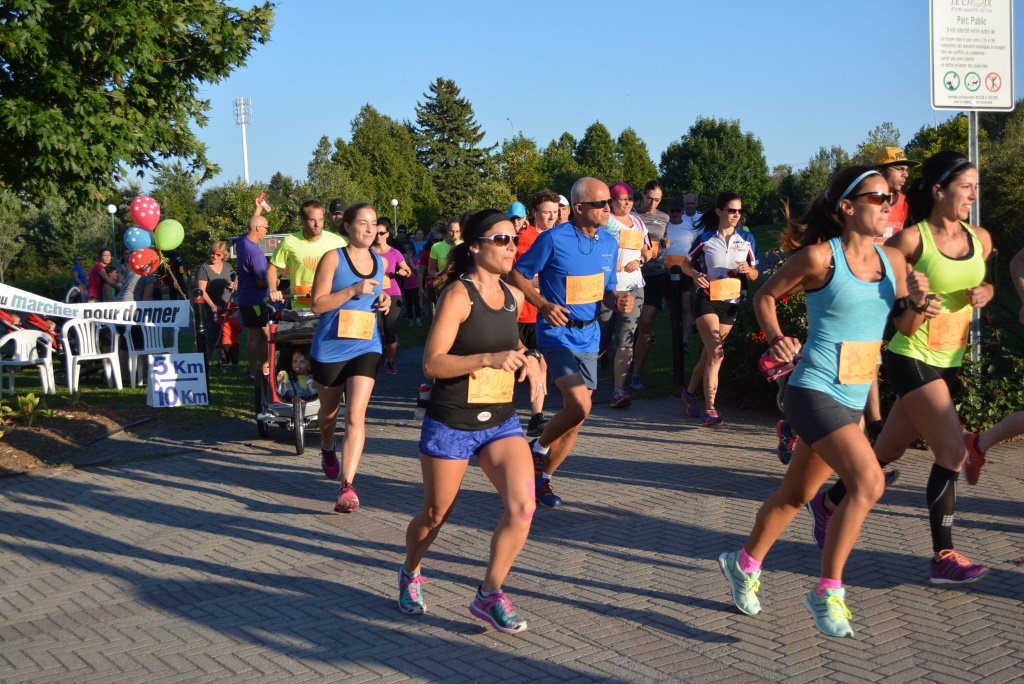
[930,0,1014,111]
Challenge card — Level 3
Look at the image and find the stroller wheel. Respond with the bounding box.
[293,396,305,455]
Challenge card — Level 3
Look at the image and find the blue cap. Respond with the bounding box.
[507,201,526,219]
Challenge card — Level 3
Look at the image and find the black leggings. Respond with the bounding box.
[381,300,401,344]
[404,288,421,318]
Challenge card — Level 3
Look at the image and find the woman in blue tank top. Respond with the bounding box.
[718,167,936,638]
[398,209,545,635]
[310,203,391,514]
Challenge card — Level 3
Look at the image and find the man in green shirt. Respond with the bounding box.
[267,200,348,310]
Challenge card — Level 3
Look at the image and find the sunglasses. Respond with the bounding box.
[723,208,743,215]
[477,234,519,247]
[577,199,610,209]
[376,231,390,236]
[850,191,893,206]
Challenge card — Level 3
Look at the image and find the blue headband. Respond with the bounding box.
[934,160,972,187]
[833,170,881,213]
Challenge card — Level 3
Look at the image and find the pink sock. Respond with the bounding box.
[738,548,761,574]
[816,577,842,595]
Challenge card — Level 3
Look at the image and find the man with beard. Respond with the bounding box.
[267,200,349,310]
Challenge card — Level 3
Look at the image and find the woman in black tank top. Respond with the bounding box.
[398,210,545,634]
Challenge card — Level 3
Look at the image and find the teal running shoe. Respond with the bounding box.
[718,550,761,616]
[804,586,854,638]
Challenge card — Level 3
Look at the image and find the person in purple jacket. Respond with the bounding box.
[236,207,270,380]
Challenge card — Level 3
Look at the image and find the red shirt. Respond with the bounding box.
[514,225,541,323]
[875,192,909,244]
[221,317,242,346]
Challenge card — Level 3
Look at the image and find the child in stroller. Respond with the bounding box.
[276,348,318,401]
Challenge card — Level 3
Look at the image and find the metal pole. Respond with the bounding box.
[111,214,116,254]
[968,111,982,365]
[241,122,250,186]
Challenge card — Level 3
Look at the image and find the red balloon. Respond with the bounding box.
[129,195,161,231]
[129,248,160,276]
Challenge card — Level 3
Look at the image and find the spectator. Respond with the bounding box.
[88,248,119,302]
[71,255,87,299]
[195,241,236,360]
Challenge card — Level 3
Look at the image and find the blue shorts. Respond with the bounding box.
[419,414,524,460]
[541,345,599,390]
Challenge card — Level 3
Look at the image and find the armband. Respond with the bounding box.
[891,296,911,318]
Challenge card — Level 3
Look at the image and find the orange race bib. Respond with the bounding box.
[336,310,375,340]
[383,275,391,291]
[665,254,687,269]
[565,273,604,305]
[617,229,643,251]
[928,310,971,351]
[838,340,882,384]
[467,367,515,404]
[709,277,742,301]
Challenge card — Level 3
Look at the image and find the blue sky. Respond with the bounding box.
[183,0,1024,190]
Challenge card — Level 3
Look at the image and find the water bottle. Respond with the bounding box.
[413,383,431,420]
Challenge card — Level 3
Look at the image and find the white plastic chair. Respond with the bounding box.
[64,286,82,304]
[126,325,179,387]
[61,319,122,393]
[0,330,56,396]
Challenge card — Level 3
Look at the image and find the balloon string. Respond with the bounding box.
[156,251,187,300]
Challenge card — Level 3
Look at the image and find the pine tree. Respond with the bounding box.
[616,128,659,192]
[414,78,493,217]
[574,122,620,182]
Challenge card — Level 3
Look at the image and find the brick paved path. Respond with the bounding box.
[1,348,1022,682]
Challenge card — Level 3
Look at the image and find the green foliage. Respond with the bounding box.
[496,135,544,203]
[9,274,70,301]
[306,136,366,211]
[540,133,582,196]
[574,122,620,182]
[979,112,1024,259]
[0,0,275,206]
[905,114,980,162]
[414,78,493,217]
[150,161,211,267]
[779,146,851,215]
[956,337,1024,433]
[659,117,774,221]
[851,122,902,166]
[616,128,659,192]
[2,393,57,427]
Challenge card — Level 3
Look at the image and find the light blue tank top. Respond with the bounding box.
[789,237,897,409]
[311,248,384,363]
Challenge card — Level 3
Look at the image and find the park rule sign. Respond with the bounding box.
[930,0,1014,111]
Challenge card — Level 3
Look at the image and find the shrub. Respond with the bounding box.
[9,274,71,301]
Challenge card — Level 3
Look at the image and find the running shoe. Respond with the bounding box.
[776,420,796,465]
[682,389,700,418]
[703,409,723,428]
[385,361,397,375]
[718,550,761,616]
[321,443,340,480]
[470,589,528,634]
[525,413,546,438]
[963,433,986,485]
[807,491,832,550]
[629,375,645,391]
[535,476,562,508]
[883,468,900,488]
[804,586,854,638]
[930,549,989,584]
[610,390,632,408]
[398,569,426,614]
[334,481,360,513]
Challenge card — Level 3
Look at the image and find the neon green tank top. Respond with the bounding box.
[887,220,984,368]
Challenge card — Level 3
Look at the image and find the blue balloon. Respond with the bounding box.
[124,226,153,250]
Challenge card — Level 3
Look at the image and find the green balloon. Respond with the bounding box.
[153,219,184,251]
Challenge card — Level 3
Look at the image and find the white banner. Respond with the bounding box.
[0,283,189,327]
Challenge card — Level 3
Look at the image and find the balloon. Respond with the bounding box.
[124,226,153,250]
[129,196,161,231]
[129,248,160,276]
[153,219,184,251]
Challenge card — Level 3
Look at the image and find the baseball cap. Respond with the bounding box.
[328,198,347,214]
[507,201,526,219]
[666,196,686,211]
[558,194,570,207]
[874,147,919,168]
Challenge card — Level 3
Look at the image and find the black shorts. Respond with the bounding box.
[882,349,960,399]
[240,304,269,328]
[642,273,667,310]
[693,297,739,326]
[784,384,864,445]
[518,322,537,349]
[311,352,381,388]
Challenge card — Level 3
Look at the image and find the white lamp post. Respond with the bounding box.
[106,204,117,252]
[390,198,398,232]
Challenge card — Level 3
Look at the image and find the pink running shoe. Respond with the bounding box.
[334,481,360,513]
[321,443,340,480]
[963,433,986,485]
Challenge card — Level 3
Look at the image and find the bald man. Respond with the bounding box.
[236,205,271,379]
[510,177,634,508]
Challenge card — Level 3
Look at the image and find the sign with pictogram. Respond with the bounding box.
[930,0,1014,111]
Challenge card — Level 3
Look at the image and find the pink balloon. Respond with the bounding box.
[129,248,160,276]
[129,195,161,231]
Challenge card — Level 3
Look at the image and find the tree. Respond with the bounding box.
[616,128,659,192]
[0,207,25,282]
[660,117,774,220]
[540,132,581,196]
[414,77,492,216]
[150,161,210,267]
[980,113,1024,258]
[306,136,366,210]
[574,122,620,182]
[787,146,851,213]
[495,134,544,203]
[852,122,901,165]
[0,1,275,208]
[905,114,975,162]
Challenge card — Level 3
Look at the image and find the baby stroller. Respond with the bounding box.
[254,307,339,454]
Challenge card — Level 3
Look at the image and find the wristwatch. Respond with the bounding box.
[524,349,542,362]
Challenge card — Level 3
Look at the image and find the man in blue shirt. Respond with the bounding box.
[236,212,270,380]
[510,177,634,508]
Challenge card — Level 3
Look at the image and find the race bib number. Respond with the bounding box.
[336,310,375,340]
[928,310,971,351]
[838,340,882,384]
[566,273,604,305]
[709,277,742,301]
[467,367,515,404]
[617,229,643,250]
[665,255,687,269]
[383,275,391,291]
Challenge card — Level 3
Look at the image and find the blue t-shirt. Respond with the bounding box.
[311,248,384,363]
[235,234,268,306]
[513,222,619,353]
[71,264,88,289]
